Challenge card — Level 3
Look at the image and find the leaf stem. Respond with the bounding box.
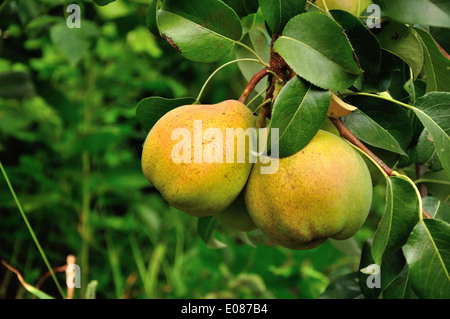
[414,178,450,186]
[234,41,270,67]
[246,82,270,108]
[253,98,273,115]
[391,171,431,220]
[409,67,416,104]
[343,92,414,110]
[0,161,66,298]
[195,58,262,104]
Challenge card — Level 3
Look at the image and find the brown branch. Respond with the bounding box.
[238,67,270,104]
[329,117,394,176]
[254,33,296,128]
[415,163,428,198]
[269,34,286,82]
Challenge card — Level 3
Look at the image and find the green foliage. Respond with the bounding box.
[157,0,242,63]
[342,95,412,156]
[268,76,330,158]
[373,0,450,28]
[330,9,381,83]
[403,218,450,298]
[258,0,307,34]
[412,92,450,179]
[274,12,363,91]
[372,177,420,264]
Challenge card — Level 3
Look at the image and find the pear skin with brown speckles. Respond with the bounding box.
[244,130,373,250]
[141,100,256,217]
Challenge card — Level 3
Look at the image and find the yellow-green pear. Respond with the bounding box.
[320,117,385,187]
[316,0,372,16]
[244,130,373,250]
[215,191,257,232]
[141,100,256,217]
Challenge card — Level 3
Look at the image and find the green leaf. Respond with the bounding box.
[146,0,161,36]
[235,26,271,96]
[372,177,420,265]
[358,240,382,299]
[403,218,450,299]
[330,9,381,82]
[49,21,99,66]
[197,216,226,249]
[93,0,115,6]
[0,71,35,99]
[359,240,407,299]
[158,0,242,63]
[412,92,450,179]
[362,50,398,93]
[423,196,450,223]
[414,28,450,93]
[329,238,361,256]
[319,272,362,299]
[65,130,123,157]
[136,96,196,133]
[258,0,307,34]
[382,265,419,299]
[274,12,362,91]
[24,284,55,299]
[373,0,450,29]
[416,128,443,171]
[2,261,55,299]
[268,76,331,158]
[341,95,412,156]
[25,15,63,32]
[94,0,115,6]
[222,0,259,17]
[419,170,450,204]
[377,22,424,79]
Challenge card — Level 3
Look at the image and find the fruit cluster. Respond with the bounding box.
[141,99,373,250]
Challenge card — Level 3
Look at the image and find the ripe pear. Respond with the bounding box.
[215,191,257,232]
[316,0,372,16]
[244,130,373,250]
[141,100,256,217]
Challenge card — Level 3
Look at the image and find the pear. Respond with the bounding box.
[215,190,257,232]
[244,130,373,250]
[320,118,391,187]
[141,100,256,217]
[316,0,372,16]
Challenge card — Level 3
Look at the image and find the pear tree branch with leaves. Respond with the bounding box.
[136,0,450,299]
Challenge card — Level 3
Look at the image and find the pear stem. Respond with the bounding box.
[196,58,261,104]
[238,67,270,104]
[328,117,394,177]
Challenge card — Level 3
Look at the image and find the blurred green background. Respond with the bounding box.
[0,0,386,299]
